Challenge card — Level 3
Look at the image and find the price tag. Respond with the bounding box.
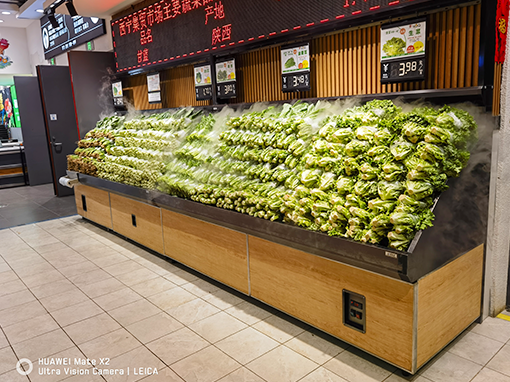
[380,18,426,83]
[281,43,310,92]
[215,58,236,99]
[216,82,236,99]
[194,64,213,101]
[381,58,425,83]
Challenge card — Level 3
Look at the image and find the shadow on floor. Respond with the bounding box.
[0,183,76,229]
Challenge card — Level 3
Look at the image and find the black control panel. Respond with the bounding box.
[343,290,366,333]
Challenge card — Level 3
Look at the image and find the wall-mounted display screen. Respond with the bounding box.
[41,14,106,59]
[111,0,435,72]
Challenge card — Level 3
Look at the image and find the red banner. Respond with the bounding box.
[496,0,509,63]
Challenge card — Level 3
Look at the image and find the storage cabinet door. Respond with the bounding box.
[162,209,249,294]
[110,193,164,254]
[74,185,112,228]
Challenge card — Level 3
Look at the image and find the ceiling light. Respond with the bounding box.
[0,20,3,23]
[65,1,78,17]
[1,12,10,15]
[36,9,44,13]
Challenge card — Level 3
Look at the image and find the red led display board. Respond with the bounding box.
[112,0,434,73]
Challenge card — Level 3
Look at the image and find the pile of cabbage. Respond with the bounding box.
[72,99,477,251]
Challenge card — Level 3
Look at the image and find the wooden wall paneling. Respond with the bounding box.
[348,31,353,95]
[439,11,447,88]
[375,27,381,94]
[110,193,164,253]
[356,29,362,95]
[452,8,461,88]
[445,10,454,88]
[74,185,112,229]
[472,4,481,85]
[458,7,468,88]
[416,244,484,368]
[466,5,475,85]
[248,236,415,371]
[162,209,249,294]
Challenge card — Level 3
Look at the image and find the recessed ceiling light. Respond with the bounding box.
[1,12,10,15]
[0,20,4,23]
[36,9,44,13]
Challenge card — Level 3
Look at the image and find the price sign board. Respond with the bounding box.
[380,18,426,83]
[281,44,310,92]
[216,58,236,99]
[147,73,161,92]
[194,64,213,101]
[112,81,124,106]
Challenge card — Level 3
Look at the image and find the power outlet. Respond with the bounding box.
[343,290,366,333]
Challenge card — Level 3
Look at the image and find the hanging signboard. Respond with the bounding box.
[194,64,213,101]
[41,14,106,60]
[111,0,438,73]
[380,18,427,83]
[281,43,310,92]
[147,73,161,92]
[216,58,236,99]
[112,81,124,106]
[147,73,161,103]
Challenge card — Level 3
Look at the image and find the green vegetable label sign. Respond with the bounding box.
[281,43,311,92]
[194,64,213,101]
[281,45,310,74]
[381,18,426,83]
[215,58,236,99]
[381,21,426,60]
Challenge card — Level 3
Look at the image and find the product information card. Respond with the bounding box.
[281,43,311,92]
[380,18,427,83]
[216,59,236,99]
[194,64,213,101]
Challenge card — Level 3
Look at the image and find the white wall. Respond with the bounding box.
[0,26,32,83]
[491,39,510,314]
[26,18,113,70]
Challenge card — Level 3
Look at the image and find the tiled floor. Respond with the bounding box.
[0,216,509,382]
[0,184,77,229]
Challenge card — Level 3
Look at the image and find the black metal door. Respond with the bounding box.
[37,65,79,197]
[14,76,53,186]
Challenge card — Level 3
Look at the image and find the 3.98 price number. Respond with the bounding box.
[381,58,425,83]
[216,81,236,99]
[282,72,310,92]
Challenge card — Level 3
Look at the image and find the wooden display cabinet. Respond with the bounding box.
[74,180,484,374]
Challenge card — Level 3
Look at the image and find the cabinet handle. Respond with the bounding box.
[131,214,137,227]
[81,195,87,212]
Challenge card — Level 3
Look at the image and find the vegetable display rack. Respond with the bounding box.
[74,121,488,374]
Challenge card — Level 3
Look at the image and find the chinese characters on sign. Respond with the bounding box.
[116,0,232,67]
[112,0,435,72]
[380,18,427,83]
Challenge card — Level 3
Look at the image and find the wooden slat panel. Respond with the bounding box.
[249,236,414,371]
[74,185,112,229]
[162,209,249,294]
[466,5,475,85]
[452,8,460,88]
[472,4,481,85]
[127,5,482,107]
[458,6,468,88]
[417,244,484,368]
